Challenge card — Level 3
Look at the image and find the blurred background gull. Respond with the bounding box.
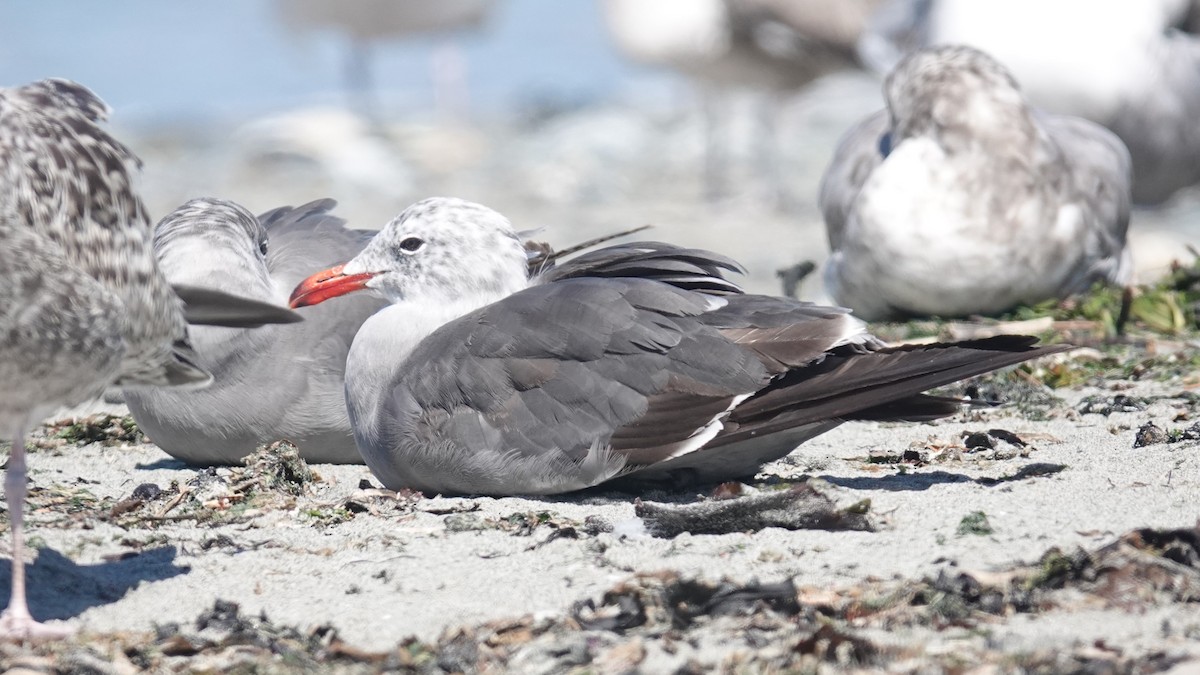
[1,0,1197,305]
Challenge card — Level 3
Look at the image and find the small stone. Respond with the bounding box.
[963,432,995,450]
[1133,422,1170,448]
[131,483,162,501]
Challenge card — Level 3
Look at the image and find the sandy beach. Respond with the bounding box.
[1,341,1199,672]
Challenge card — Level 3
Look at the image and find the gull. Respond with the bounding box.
[288,196,1067,496]
[600,0,881,203]
[124,198,384,465]
[0,79,299,640]
[275,0,495,119]
[859,0,1200,205]
[819,45,1132,321]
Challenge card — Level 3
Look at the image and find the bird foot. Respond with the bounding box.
[0,609,73,642]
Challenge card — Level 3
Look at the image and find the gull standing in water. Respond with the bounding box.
[859,0,1200,205]
[289,197,1067,496]
[0,79,299,640]
[124,199,383,465]
[820,45,1131,320]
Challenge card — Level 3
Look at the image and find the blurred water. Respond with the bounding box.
[1,1,1195,298]
[0,0,668,125]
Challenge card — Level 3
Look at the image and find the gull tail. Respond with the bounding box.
[715,335,1072,446]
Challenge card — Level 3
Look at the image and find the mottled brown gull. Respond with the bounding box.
[860,0,1200,205]
[820,46,1131,320]
[288,197,1067,496]
[0,79,300,640]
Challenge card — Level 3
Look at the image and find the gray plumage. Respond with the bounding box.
[820,45,1131,320]
[124,198,382,465]
[290,197,1067,497]
[858,0,1200,205]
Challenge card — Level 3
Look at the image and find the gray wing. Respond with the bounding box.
[1039,112,1132,286]
[818,109,889,251]
[385,278,777,492]
[259,198,376,289]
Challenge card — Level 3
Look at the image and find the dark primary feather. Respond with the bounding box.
[714,335,1071,446]
[173,284,303,328]
[538,241,746,295]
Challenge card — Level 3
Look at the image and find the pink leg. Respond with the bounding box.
[0,430,72,641]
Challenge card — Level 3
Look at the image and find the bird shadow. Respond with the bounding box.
[821,470,982,491]
[0,545,188,621]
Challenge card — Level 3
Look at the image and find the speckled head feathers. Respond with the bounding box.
[346,197,530,304]
[885,45,1031,147]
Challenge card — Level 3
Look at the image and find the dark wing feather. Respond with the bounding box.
[393,277,772,468]
[715,335,1072,445]
[699,294,873,372]
[172,284,303,327]
[537,241,746,295]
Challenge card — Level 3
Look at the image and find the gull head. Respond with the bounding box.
[885,45,1031,150]
[289,197,530,308]
[153,198,273,293]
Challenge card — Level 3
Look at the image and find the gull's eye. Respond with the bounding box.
[398,237,424,253]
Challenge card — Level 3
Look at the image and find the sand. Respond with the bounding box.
[3,359,1200,671]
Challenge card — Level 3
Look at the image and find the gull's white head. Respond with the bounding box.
[153,198,273,296]
[289,197,529,308]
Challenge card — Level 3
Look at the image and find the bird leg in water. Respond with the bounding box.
[0,428,72,641]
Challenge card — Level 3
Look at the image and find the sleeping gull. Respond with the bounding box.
[288,196,1067,496]
[0,79,300,640]
[124,198,383,465]
[859,0,1200,205]
[820,45,1131,320]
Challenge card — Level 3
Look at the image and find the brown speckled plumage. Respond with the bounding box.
[0,79,197,386]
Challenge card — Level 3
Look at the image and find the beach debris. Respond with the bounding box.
[573,571,801,632]
[956,511,993,536]
[775,260,816,298]
[1135,422,1172,447]
[343,486,423,516]
[1133,421,1200,448]
[33,413,144,449]
[3,526,1198,672]
[234,440,317,497]
[635,481,873,537]
[1077,393,1149,415]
